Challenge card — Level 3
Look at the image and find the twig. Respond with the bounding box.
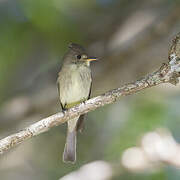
[0,32,180,155]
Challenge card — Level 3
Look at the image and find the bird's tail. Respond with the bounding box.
[63,117,79,163]
[63,130,77,163]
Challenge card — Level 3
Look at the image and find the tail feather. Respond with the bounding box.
[63,130,77,163]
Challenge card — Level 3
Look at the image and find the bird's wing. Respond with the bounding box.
[88,80,92,99]
[57,77,65,110]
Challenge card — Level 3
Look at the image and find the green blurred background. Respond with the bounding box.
[0,0,180,179]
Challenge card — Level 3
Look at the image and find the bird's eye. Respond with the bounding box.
[77,55,81,59]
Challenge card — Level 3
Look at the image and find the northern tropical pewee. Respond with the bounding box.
[57,43,97,163]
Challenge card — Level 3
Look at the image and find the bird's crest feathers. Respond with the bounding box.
[68,43,85,54]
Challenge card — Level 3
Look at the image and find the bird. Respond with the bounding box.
[57,43,97,163]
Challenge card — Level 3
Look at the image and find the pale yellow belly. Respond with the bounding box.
[59,65,92,108]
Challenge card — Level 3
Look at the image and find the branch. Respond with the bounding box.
[0,32,180,155]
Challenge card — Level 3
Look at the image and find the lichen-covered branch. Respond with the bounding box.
[0,32,180,155]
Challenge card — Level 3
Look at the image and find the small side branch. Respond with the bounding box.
[0,32,180,155]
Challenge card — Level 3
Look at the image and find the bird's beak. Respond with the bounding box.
[86,57,98,62]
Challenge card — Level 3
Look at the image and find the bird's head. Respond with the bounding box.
[63,43,97,66]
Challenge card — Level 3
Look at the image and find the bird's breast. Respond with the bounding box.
[59,65,92,107]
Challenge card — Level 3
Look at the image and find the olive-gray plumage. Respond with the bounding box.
[57,43,96,163]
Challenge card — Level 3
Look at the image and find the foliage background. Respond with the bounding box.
[0,0,180,179]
